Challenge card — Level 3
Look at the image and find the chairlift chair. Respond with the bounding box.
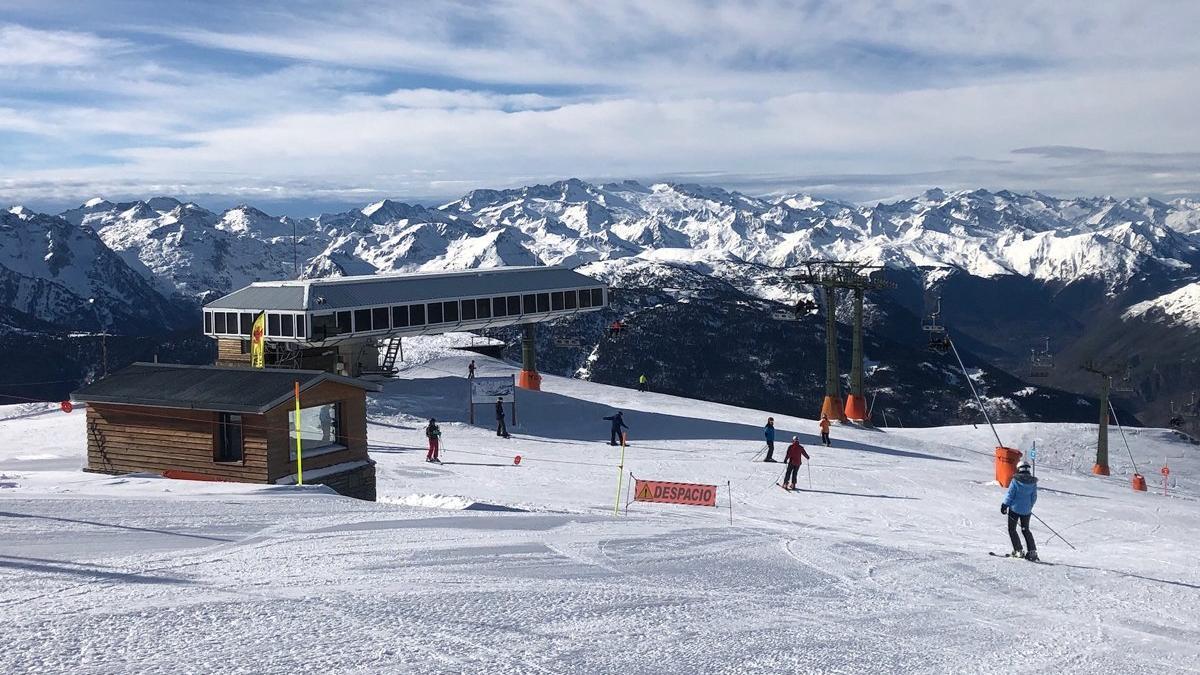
[921,299,950,352]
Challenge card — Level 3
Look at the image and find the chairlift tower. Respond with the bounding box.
[791,261,895,422]
[1081,361,1120,476]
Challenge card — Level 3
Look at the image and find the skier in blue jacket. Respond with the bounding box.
[763,417,777,462]
[1001,460,1039,561]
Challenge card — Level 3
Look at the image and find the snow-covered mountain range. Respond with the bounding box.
[4,180,1199,426]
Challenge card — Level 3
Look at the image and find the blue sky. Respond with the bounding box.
[2,0,1199,215]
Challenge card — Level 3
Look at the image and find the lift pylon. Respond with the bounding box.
[792,261,895,423]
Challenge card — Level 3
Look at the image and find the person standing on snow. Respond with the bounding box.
[819,414,832,447]
[783,436,809,490]
[603,410,629,446]
[763,417,777,462]
[468,360,476,380]
[495,397,510,438]
[637,374,648,392]
[1001,460,1039,561]
[425,418,442,463]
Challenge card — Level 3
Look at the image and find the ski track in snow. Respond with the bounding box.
[1,344,1198,673]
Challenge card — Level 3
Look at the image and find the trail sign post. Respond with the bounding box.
[469,375,517,426]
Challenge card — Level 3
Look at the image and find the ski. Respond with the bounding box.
[989,552,1052,565]
[776,483,794,492]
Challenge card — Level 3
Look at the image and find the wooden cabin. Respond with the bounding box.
[73,363,381,500]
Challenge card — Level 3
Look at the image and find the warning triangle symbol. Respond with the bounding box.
[636,483,653,500]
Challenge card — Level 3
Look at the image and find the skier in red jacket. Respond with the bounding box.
[783,436,809,490]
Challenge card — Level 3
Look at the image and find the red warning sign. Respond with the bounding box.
[633,479,717,507]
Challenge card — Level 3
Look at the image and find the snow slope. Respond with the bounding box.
[1,341,1197,673]
[1125,281,1200,329]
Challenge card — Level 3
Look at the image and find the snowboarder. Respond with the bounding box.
[495,397,510,438]
[763,417,777,462]
[637,374,648,392]
[1001,460,1039,561]
[468,360,476,380]
[603,410,628,446]
[783,436,809,490]
[425,418,441,462]
[819,414,832,447]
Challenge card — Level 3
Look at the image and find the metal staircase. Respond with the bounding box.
[379,337,402,374]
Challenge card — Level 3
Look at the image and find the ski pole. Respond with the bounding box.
[807,461,813,490]
[1032,513,1077,550]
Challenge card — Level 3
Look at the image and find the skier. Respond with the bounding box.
[1001,460,1039,561]
[782,436,809,490]
[495,397,510,438]
[637,374,648,392]
[468,360,476,380]
[763,417,777,462]
[609,320,625,338]
[319,405,332,442]
[425,418,441,463]
[603,410,629,446]
[819,414,831,447]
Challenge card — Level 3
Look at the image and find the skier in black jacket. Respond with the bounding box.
[495,397,510,438]
[603,411,628,446]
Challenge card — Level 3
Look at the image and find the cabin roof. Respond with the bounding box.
[72,363,381,414]
[205,266,601,312]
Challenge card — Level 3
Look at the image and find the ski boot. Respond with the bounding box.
[1025,550,1039,562]
[1011,549,1025,559]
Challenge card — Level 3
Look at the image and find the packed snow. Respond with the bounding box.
[1,341,1198,673]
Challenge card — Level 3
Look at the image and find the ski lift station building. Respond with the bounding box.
[201,266,609,380]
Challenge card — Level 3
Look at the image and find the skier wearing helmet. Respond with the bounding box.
[1001,460,1039,561]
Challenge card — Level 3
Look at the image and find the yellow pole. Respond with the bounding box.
[294,381,303,485]
[613,432,627,515]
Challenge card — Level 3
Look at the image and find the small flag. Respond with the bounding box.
[250,312,266,368]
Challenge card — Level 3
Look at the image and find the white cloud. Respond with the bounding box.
[0,24,124,67]
[1,1,1200,208]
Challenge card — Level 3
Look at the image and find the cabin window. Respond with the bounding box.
[392,306,409,328]
[476,298,491,319]
[427,302,444,324]
[204,311,212,333]
[536,293,550,312]
[507,296,521,315]
[280,314,294,337]
[335,311,351,334]
[353,309,371,332]
[216,413,243,462]
[312,314,337,339]
[409,304,425,325]
[492,297,507,317]
[578,289,592,308]
[523,294,537,314]
[290,403,343,459]
[372,307,390,331]
[564,291,577,310]
[591,288,604,306]
[224,312,237,334]
[240,313,254,335]
[443,301,459,323]
[267,313,281,336]
[295,316,306,338]
[551,292,564,311]
[213,312,226,333]
[460,299,477,321]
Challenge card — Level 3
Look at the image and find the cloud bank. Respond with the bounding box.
[2,1,1198,214]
